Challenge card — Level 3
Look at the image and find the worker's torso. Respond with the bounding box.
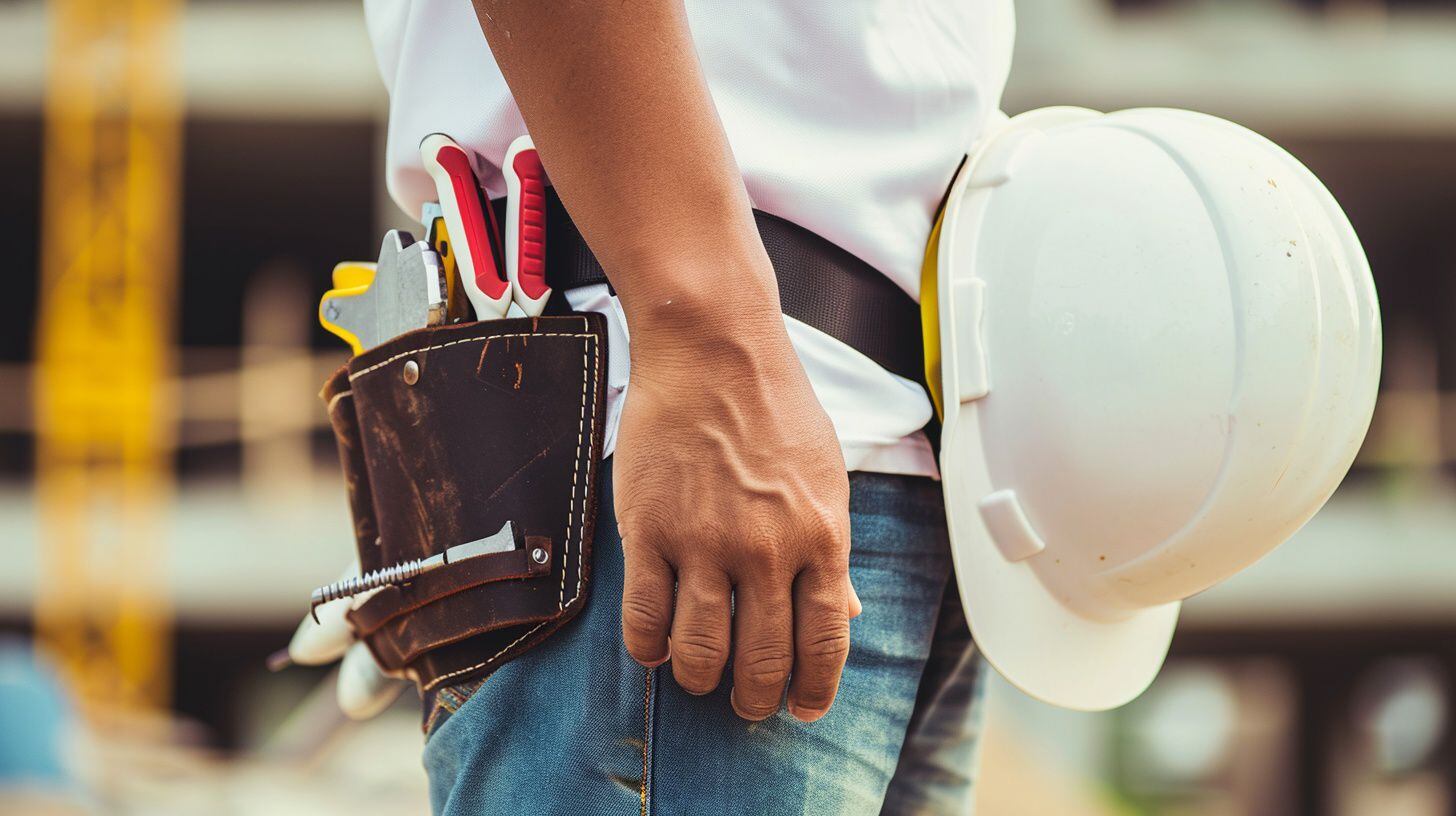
[363,0,1016,475]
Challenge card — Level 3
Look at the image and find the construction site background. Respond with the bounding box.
[2,1,1455,814]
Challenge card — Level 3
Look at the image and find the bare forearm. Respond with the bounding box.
[476,1,855,723]
[474,0,780,347]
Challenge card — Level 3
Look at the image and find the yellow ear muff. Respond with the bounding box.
[920,205,948,421]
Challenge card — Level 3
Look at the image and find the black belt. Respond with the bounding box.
[491,190,925,386]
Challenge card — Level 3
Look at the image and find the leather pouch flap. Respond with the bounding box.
[326,313,607,689]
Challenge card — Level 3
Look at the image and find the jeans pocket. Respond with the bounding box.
[424,677,488,740]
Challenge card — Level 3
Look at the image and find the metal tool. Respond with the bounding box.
[420,133,511,320]
[309,521,523,621]
[317,263,378,355]
[319,230,447,354]
[503,135,551,317]
[422,203,472,324]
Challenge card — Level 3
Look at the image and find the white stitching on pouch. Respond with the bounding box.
[419,329,600,692]
[560,335,593,608]
[346,315,593,382]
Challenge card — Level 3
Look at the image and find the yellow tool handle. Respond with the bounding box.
[331,261,376,290]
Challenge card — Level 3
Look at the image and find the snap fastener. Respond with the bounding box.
[531,547,549,565]
[402,359,420,385]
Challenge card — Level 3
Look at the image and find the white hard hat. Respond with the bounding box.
[922,107,1382,711]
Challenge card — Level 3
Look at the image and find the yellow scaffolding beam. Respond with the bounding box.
[34,0,183,712]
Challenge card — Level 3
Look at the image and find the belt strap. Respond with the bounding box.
[492,190,925,385]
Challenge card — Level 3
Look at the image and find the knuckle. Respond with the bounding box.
[740,526,784,561]
[799,588,848,618]
[734,529,794,579]
[621,594,670,639]
[735,642,793,689]
[803,505,849,550]
[799,624,851,662]
[620,505,677,550]
[671,631,729,671]
[676,579,726,610]
[741,538,778,564]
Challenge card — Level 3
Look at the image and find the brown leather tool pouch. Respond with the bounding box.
[319,313,608,696]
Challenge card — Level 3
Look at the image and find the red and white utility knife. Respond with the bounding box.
[503,135,551,317]
[420,133,511,320]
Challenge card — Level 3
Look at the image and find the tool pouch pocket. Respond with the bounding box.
[320,313,608,695]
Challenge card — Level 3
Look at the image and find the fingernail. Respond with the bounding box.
[730,688,769,721]
[787,704,817,722]
[626,640,670,668]
[635,651,670,668]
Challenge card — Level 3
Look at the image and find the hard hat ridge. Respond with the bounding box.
[1095,110,1381,609]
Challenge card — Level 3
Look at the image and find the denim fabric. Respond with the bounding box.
[423,465,986,816]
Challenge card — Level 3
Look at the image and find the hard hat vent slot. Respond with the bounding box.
[978,489,1046,563]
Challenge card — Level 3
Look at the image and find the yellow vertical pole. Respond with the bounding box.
[34,0,183,712]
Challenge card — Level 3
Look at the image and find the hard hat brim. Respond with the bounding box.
[940,409,1181,711]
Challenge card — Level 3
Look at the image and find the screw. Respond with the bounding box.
[402,359,420,385]
[531,547,548,565]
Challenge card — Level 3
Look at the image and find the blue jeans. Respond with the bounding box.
[424,466,987,815]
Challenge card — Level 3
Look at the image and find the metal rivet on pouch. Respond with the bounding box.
[531,547,549,565]
[402,359,420,385]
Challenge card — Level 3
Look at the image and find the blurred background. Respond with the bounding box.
[1,0,1453,813]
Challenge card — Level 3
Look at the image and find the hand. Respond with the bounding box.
[287,559,407,720]
[615,300,861,722]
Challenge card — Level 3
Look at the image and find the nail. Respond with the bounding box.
[788,703,826,723]
[731,688,776,721]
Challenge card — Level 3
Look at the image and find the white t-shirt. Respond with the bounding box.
[363,0,1015,477]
